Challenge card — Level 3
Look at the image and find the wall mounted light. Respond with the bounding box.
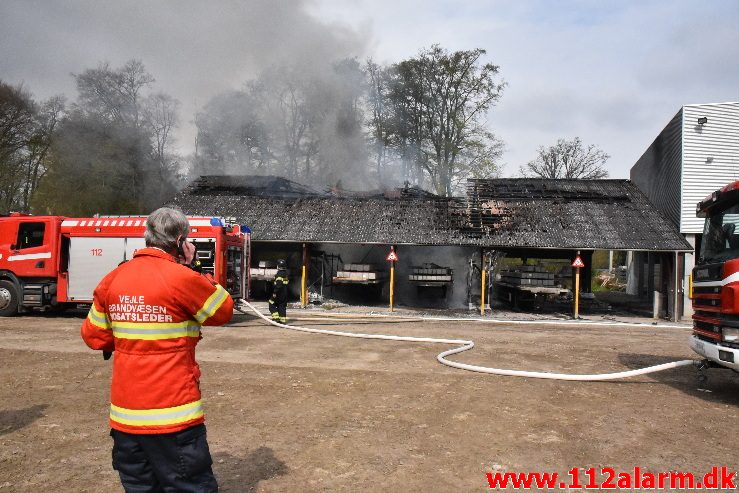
[697,117,708,125]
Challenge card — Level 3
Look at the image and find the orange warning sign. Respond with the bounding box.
[386,250,399,262]
[572,256,585,268]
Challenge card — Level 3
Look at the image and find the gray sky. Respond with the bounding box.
[2,0,738,178]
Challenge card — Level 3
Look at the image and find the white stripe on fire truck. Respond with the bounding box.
[8,252,52,262]
[63,218,220,229]
[188,219,213,226]
[693,271,739,287]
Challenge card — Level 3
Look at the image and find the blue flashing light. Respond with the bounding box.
[240,225,251,234]
[210,217,222,227]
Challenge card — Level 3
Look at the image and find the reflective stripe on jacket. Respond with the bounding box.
[81,248,233,434]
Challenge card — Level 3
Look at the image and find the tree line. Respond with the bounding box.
[1,60,181,215]
[193,45,508,196]
[1,45,610,215]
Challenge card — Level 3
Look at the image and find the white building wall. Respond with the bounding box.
[681,102,739,233]
[631,109,683,227]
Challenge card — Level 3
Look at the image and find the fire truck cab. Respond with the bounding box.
[0,214,250,316]
[689,181,739,372]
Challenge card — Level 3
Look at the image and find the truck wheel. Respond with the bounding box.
[0,280,19,317]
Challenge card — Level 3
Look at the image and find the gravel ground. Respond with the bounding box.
[0,308,736,492]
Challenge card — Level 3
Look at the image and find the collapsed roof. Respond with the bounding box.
[168,175,692,251]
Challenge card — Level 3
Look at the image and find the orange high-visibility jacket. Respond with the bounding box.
[81,248,233,434]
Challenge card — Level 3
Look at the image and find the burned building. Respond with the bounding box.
[169,175,691,318]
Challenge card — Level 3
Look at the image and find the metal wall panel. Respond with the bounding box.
[630,109,683,227]
[124,237,146,260]
[68,237,126,300]
[681,102,739,233]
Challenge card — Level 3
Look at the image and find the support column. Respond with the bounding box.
[626,251,637,295]
[389,245,397,312]
[300,243,310,308]
[672,251,681,322]
[582,250,593,293]
[647,252,655,298]
[683,234,696,318]
[635,251,646,297]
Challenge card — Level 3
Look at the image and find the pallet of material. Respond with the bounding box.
[251,267,278,277]
[411,267,452,275]
[496,282,567,295]
[500,277,556,287]
[332,276,383,285]
[500,271,554,280]
[336,271,385,280]
[343,264,374,272]
[409,275,453,281]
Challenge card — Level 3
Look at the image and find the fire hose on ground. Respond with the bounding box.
[236,301,696,381]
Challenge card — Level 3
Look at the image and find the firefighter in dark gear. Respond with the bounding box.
[268,259,289,323]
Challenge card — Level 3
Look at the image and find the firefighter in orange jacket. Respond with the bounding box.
[81,207,233,493]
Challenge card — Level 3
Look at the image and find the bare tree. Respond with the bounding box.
[144,92,181,197]
[74,59,154,128]
[144,93,179,167]
[365,59,394,186]
[520,137,609,179]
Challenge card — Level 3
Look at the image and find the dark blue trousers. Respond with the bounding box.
[110,424,218,493]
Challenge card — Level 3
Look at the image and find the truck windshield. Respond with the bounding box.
[701,203,739,261]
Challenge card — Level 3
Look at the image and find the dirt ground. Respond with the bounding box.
[0,308,737,492]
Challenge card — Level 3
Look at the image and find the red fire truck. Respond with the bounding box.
[690,181,739,372]
[0,213,250,316]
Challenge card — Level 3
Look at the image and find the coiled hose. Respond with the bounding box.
[237,301,695,381]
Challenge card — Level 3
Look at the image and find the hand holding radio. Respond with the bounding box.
[176,236,196,266]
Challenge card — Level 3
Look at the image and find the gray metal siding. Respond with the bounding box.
[630,109,683,227]
[682,102,739,232]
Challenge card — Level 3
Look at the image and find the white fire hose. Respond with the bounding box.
[237,301,695,381]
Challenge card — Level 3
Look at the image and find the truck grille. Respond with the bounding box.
[694,309,721,319]
[694,319,720,333]
[692,285,721,295]
[693,298,721,308]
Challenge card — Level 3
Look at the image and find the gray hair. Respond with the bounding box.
[145,207,189,251]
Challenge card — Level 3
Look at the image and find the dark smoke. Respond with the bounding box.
[0,0,369,161]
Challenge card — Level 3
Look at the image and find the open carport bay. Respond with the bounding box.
[0,312,736,491]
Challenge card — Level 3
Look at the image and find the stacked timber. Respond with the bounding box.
[500,265,555,287]
[334,264,385,282]
[409,263,453,283]
[251,260,278,280]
